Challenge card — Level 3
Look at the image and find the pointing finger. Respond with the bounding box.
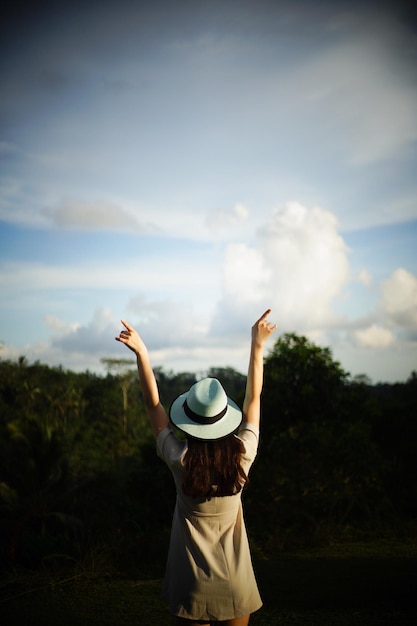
[121,320,133,331]
[257,308,272,322]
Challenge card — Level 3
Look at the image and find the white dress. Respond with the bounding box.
[156,423,263,621]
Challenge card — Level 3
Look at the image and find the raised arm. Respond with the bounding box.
[242,309,277,428]
[115,320,169,439]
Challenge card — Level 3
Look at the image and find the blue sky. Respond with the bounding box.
[1,0,416,383]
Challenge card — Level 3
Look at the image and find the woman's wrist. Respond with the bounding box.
[252,339,265,351]
[134,343,149,359]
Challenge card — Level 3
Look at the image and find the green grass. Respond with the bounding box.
[252,554,416,625]
[1,543,416,625]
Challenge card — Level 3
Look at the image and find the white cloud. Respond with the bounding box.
[125,294,209,350]
[206,203,250,235]
[0,252,220,296]
[43,302,246,375]
[0,260,136,291]
[2,202,349,367]
[353,324,394,348]
[380,268,417,328]
[264,203,350,324]
[345,267,417,360]
[1,1,416,385]
[2,310,133,373]
[51,308,120,357]
[222,243,270,304]
[1,197,415,381]
[357,269,372,286]
[44,315,80,334]
[212,202,350,335]
[41,200,145,232]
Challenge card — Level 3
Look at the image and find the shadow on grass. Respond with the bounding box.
[1,551,416,625]
[252,555,417,625]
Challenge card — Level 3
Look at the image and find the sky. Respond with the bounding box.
[1,0,417,384]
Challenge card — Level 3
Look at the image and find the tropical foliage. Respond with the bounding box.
[0,339,416,573]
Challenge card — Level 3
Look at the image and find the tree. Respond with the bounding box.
[262,333,348,432]
[247,333,389,549]
[0,415,75,566]
[206,367,246,405]
[101,358,136,435]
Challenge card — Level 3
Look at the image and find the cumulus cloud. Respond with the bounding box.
[348,267,417,352]
[1,195,415,381]
[209,205,415,377]
[357,269,372,286]
[122,294,253,372]
[221,244,270,304]
[353,324,394,348]
[211,202,350,336]
[51,308,119,356]
[46,299,206,356]
[206,203,250,236]
[45,301,242,374]
[44,315,80,334]
[0,310,122,372]
[0,310,118,373]
[125,294,209,350]
[2,198,415,381]
[380,268,417,328]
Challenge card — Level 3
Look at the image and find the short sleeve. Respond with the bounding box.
[236,423,260,474]
[157,427,187,470]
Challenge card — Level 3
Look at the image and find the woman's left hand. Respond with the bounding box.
[115,320,145,356]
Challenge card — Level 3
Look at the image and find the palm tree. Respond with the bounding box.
[101,358,136,435]
[0,416,77,565]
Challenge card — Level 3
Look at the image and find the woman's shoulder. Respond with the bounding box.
[236,422,260,465]
[157,427,187,467]
[237,422,260,441]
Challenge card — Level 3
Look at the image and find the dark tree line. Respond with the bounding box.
[0,337,416,573]
[248,334,417,551]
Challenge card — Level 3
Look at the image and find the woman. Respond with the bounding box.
[116,309,277,626]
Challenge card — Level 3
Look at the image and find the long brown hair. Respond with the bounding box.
[182,434,248,499]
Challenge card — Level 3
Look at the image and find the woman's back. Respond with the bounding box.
[157,423,259,513]
[157,423,262,621]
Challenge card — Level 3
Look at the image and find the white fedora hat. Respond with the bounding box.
[169,378,242,440]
